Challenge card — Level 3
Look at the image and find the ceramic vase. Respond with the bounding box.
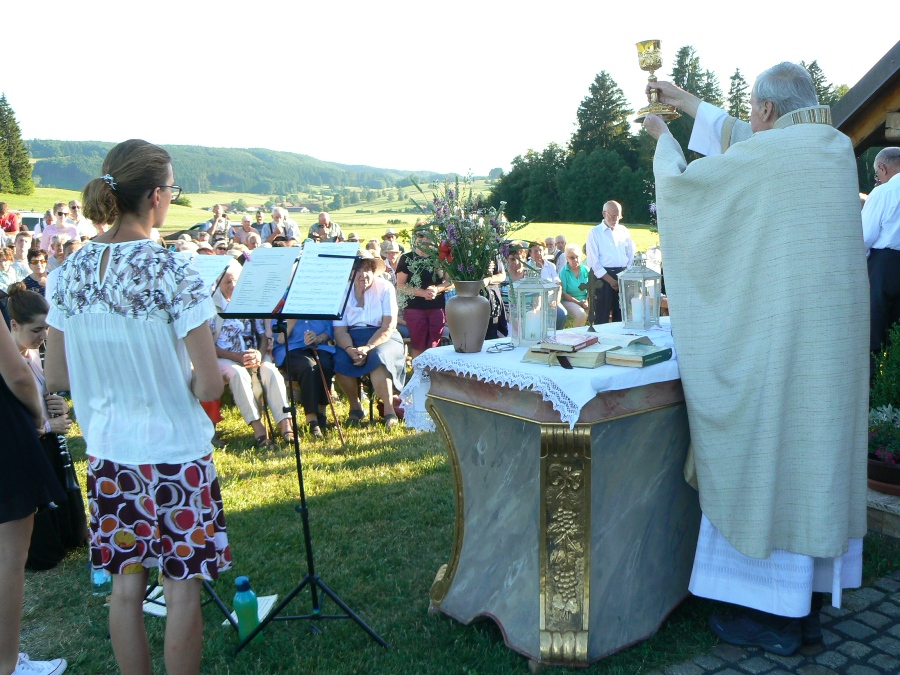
[445,280,490,353]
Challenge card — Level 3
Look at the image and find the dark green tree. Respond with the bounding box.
[557,148,650,222]
[570,71,634,163]
[800,60,838,106]
[490,143,569,222]
[667,46,717,162]
[488,167,503,180]
[329,193,344,210]
[0,143,12,192]
[699,70,724,108]
[727,69,750,121]
[0,94,34,194]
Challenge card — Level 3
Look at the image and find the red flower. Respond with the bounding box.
[439,241,453,262]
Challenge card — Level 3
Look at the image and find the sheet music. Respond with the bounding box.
[223,247,300,316]
[282,242,359,318]
[181,254,234,293]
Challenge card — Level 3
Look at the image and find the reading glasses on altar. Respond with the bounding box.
[487,341,515,353]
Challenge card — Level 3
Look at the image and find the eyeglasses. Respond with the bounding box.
[30,259,47,265]
[155,185,183,200]
[486,341,515,353]
[57,211,68,216]
[70,205,81,210]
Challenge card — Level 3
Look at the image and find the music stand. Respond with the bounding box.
[219,244,389,653]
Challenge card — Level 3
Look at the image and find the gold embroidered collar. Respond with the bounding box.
[774,105,832,129]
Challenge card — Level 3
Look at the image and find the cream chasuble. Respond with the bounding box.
[652,104,869,615]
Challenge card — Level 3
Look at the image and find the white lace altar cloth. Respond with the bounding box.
[401,319,680,431]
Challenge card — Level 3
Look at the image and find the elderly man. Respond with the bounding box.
[380,227,405,256]
[66,199,97,238]
[554,235,567,273]
[643,62,868,656]
[862,147,900,366]
[308,212,344,242]
[585,200,634,324]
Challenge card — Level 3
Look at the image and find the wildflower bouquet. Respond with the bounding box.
[410,177,526,282]
[869,405,900,464]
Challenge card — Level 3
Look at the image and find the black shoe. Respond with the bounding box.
[801,593,825,645]
[709,612,801,656]
[317,413,328,429]
[308,422,324,440]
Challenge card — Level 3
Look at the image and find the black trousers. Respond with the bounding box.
[589,267,625,325]
[283,348,334,417]
[869,248,900,356]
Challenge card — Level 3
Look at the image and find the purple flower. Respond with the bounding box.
[489,218,496,227]
[500,243,510,258]
[457,264,464,272]
[448,189,456,200]
[649,203,657,213]
[467,265,474,274]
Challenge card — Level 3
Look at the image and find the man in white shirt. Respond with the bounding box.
[66,199,97,238]
[862,147,900,368]
[554,235,567,273]
[585,200,634,324]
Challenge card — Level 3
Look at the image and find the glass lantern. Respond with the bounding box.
[618,252,662,330]
[510,264,558,347]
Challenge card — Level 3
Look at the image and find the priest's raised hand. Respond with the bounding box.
[646,80,701,117]
[642,114,669,140]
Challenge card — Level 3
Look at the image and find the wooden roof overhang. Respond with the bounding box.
[833,39,900,155]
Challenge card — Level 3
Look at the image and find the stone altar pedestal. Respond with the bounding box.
[426,372,700,667]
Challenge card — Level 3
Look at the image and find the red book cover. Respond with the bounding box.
[537,332,599,353]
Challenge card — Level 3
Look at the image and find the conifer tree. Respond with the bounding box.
[570,71,634,163]
[727,69,750,121]
[0,142,12,193]
[0,94,34,194]
[800,61,835,106]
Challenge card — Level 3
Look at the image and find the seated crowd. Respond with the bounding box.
[1,197,634,444]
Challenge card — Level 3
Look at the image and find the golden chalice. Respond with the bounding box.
[634,39,680,124]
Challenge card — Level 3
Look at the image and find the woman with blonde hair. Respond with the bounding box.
[45,139,228,675]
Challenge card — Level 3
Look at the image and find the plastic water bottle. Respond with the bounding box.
[90,566,112,597]
[233,576,260,641]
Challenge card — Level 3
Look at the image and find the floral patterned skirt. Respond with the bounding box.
[87,454,231,580]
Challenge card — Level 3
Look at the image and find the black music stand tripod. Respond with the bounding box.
[233,312,388,654]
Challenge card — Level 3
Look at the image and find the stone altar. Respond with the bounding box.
[424,371,700,667]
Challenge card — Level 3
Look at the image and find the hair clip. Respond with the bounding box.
[101,174,117,190]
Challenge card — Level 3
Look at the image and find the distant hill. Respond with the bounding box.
[26,140,451,194]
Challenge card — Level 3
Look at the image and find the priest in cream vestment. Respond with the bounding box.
[643,62,869,656]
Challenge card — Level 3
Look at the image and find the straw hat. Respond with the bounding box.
[356,248,387,275]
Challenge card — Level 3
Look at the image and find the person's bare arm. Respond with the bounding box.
[1,320,44,424]
[184,324,225,401]
[44,327,70,394]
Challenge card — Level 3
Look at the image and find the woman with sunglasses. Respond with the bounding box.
[23,249,48,297]
[45,140,227,675]
[38,204,77,253]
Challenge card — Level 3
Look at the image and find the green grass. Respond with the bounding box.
[21,393,900,674]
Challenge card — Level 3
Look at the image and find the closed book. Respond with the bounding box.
[537,332,599,353]
[522,342,619,369]
[605,344,673,368]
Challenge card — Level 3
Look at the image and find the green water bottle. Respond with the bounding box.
[233,576,260,642]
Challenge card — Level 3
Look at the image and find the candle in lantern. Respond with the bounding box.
[631,297,644,323]
[524,308,542,341]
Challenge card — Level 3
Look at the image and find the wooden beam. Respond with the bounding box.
[842,84,900,148]
[888,112,900,141]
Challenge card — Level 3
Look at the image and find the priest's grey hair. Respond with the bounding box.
[874,147,900,170]
[752,62,818,118]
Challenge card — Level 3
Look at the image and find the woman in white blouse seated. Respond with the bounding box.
[333,251,406,429]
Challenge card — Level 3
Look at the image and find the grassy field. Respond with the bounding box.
[1,187,660,254]
[19,393,900,675]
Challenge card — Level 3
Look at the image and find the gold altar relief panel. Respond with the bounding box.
[426,401,465,609]
[539,425,591,664]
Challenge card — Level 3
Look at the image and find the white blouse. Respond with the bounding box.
[334,276,397,329]
[47,240,217,465]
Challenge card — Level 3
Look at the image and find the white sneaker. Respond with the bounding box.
[13,653,67,675]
